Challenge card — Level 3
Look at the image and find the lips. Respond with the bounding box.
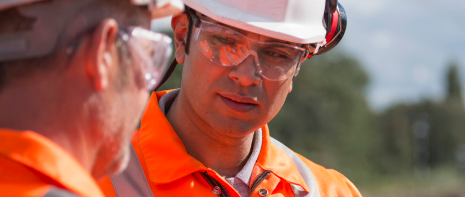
[219,93,258,113]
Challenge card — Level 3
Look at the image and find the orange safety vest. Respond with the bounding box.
[0,129,104,197]
[98,90,362,197]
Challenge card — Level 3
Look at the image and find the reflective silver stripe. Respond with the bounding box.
[270,137,321,197]
[110,146,154,197]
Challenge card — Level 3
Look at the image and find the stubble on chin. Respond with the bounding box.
[107,143,131,175]
[93,142,131,180]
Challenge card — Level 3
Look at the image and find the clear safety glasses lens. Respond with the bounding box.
[121,27,173,90]
[193,20,306,81]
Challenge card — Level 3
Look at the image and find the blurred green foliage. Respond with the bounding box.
[377,62,465,171]
[269,50,379,183]
[156,31,465,193]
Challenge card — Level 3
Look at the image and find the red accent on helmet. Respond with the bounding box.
[306,9,339,58]
[326,10,339,43]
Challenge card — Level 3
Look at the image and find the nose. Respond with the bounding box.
[228,55,261,86]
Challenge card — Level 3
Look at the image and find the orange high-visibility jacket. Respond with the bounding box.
[0,129,104,197]
[98,90,362,197]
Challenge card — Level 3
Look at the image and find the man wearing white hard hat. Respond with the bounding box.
[99,0,360,196]
[0,0,182,196]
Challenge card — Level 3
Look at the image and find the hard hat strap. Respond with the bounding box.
[325,0,332,34]
[184,7,201,55]
[325,11,341,46]
[154,58,178,91]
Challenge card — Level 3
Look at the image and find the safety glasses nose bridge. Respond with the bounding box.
[231,50,265,79]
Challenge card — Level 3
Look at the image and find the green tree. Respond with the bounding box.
[442,62,465,160]
[376,62,465,174]
[445,62,463,105]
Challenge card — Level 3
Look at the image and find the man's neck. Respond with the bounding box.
[166,90,255,178]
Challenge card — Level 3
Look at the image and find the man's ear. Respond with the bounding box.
[84,19,119,90]
[171,13,189,64]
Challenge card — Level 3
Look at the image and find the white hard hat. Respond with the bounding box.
[0,0,184,19]
[183,0,327,44]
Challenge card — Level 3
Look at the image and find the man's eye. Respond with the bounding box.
[265,51,288,59]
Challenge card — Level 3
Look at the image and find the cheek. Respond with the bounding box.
[125,59,150,114]
[182,50,228,94]
[264,79,292,117]
[181,53,234,121]
[115,69,149,136]
[128,89,149,129]
[135,90,150,110]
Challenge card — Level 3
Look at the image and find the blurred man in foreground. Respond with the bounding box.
[0,0,182,196]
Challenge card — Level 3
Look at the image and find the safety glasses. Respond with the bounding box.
[192,20,308,81]
[119,27,173,90]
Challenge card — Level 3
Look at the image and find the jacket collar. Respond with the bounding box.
[139,90,207,184]
[139,90,309,192]
[0,129,104,197]
[257,125,310,193]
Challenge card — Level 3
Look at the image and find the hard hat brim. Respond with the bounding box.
[184,0,327,44]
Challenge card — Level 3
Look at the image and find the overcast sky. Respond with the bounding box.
[152,0,465,111]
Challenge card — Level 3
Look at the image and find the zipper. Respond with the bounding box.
[248,170,272,197]
[200,171,231,197]
[200,170,272,197]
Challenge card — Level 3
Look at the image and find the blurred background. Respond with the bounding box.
[151,0,465,196]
